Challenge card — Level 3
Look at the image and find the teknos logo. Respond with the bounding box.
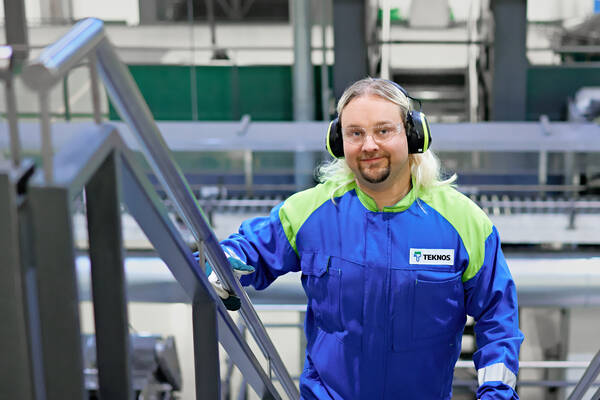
[409,248,455,265]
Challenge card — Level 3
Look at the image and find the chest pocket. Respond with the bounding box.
[301,253,365,343]
[412,273,465,341]
[390,268,466,351]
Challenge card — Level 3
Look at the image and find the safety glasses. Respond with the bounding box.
[341,122,403,145]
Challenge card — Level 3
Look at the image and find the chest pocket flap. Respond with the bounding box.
[300,252,329,277]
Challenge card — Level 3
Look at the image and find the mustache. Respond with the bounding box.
[359,153,387,160]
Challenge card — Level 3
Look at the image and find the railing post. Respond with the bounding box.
[5,73,22,166]
[192,296,221,399]
[39,91,54,183]
[89,53,102,124]
[28,180,85,400]
[62,74,71,121]
[85,150,133,399]
[0,162,38,400]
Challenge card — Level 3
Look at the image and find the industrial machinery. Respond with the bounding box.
[83,334,182,399]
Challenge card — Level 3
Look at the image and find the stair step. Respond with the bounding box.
[393,68,466,86]
[408,89,466,102]
[426,114,466,123]
[391,69,470,122]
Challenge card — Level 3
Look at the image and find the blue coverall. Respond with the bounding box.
[221,180,524,399]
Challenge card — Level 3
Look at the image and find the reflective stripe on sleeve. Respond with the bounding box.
[477,363,517,389]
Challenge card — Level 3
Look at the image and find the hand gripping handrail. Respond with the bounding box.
[22,18,299,400]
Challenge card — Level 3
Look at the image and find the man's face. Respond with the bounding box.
[341,94,409,187]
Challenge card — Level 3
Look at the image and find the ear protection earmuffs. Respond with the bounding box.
[326,80,432,159]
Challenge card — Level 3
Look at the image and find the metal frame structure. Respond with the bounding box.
[4,123,290,399]
[6,17,299,400]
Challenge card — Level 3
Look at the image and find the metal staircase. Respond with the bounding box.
[393,68,469,122]
[379,0,489,123]
[0,18,298,400]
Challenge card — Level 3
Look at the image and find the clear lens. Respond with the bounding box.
[341,123,402,145]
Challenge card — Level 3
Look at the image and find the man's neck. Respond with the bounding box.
[356,173,412,211]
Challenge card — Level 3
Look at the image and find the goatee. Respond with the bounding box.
[359,165,390,183]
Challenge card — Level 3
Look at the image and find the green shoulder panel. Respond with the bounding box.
[420,185,493,282]
[279,180,354,254]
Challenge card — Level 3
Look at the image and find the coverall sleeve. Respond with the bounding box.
[463,226,524,400]
[219,202,300,290]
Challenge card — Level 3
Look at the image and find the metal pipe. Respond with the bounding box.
[538,150,548,189]
[291,0,314,119]
[39,92,53,183]
[21,18,105,92]
[243,150,253,196]
[88,54,102,124]
[381,39,487,45]
[380,0,391,80]
[61,74,71,121]
[320,0,330,120]
[467,0,479,122]
[291,0,316,191]
[205,0,217,51]
[188,0,199,120]
[5,74,21,167]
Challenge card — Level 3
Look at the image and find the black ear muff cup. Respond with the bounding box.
[406,110,432,154]
[326,118,344,158]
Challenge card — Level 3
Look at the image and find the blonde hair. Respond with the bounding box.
[317,77,456,199]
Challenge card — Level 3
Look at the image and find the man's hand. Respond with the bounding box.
[193,249,254,311]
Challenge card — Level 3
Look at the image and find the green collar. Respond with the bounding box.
[354,177,417,212]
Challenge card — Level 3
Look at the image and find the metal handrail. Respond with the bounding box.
[568,349,600,400]
[21,17,298,400]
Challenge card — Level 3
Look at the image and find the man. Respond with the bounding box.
[209,78,523,399]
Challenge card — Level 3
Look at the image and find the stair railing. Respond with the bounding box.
[567,349,600,400]
[21,17,299,400]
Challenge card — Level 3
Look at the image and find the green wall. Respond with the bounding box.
[526,65,600,121]
[109,65,331,121]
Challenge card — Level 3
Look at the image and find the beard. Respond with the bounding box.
[358,157,391,183]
